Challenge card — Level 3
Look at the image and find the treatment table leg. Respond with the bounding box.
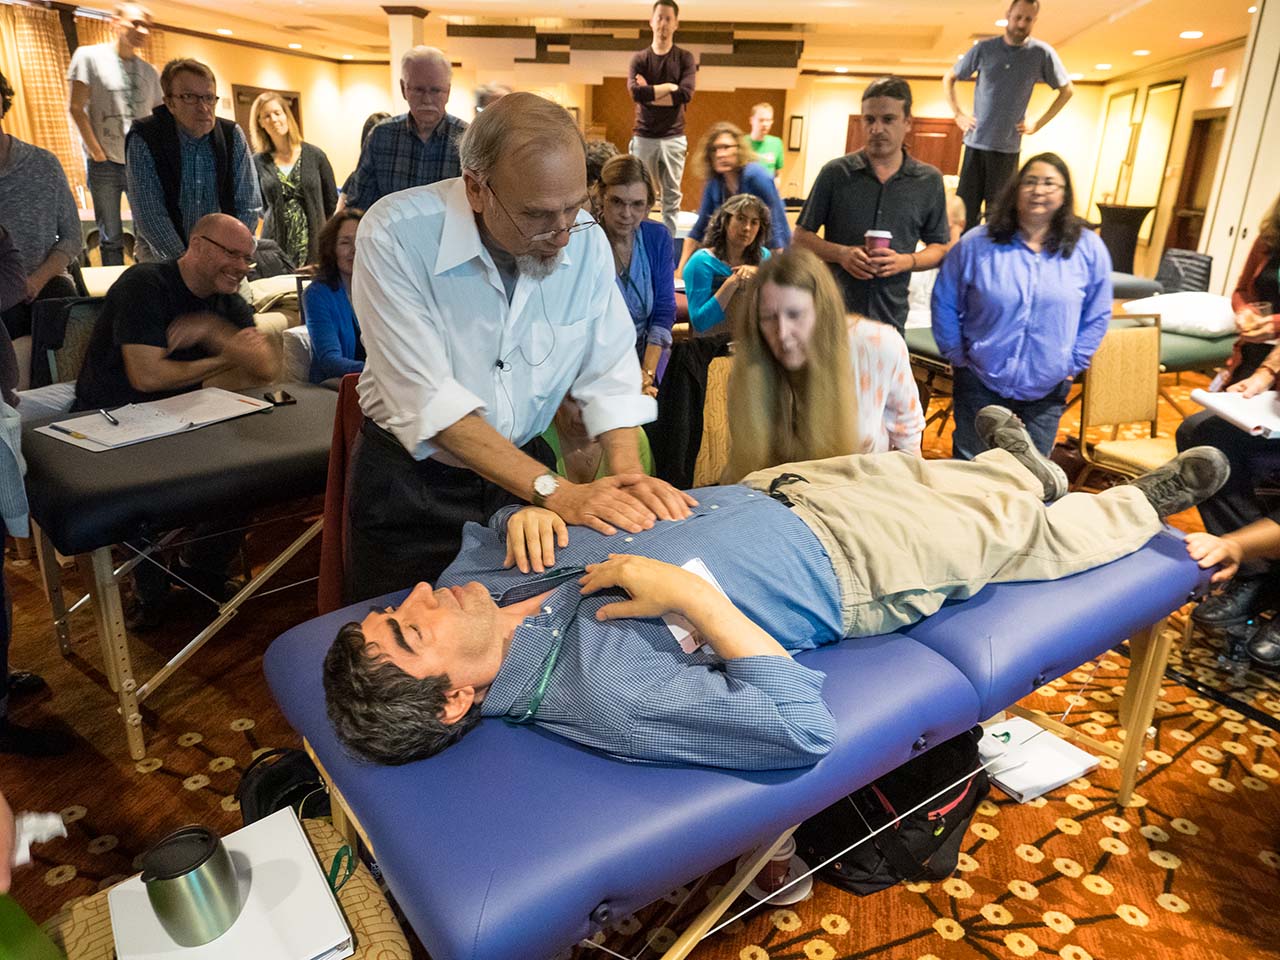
[659,827,797,960]
[86,547,146,760]
[35,524,72,656]
[1116,618,1172,805]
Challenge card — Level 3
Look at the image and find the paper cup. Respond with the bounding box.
[864,229,893,250]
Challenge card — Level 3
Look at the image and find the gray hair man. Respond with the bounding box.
[343,46,467,211]
[346,92,694,604]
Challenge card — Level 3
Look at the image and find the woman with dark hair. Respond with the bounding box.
[250,92,337,268]
[677,121,790,275]
[595,154,674,395]
[684,194,772,335]
[303,209,364,383]
[932,152,1111,460]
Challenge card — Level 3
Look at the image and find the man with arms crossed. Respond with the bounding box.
[68,3,163,266]
[628,0,697,239]
[943,0,1073,231]
[348,93,692,604]
[792,77,949,336]
[325,413,1228,770]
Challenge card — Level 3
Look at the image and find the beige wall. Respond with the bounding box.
[1097,42,1244,276]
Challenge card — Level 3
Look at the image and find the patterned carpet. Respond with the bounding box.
[5,371,1280,960]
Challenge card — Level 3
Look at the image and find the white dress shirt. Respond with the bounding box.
[351,178,656,461]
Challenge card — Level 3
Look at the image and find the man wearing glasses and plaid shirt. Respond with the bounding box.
[126,58,261,263]
[347,92,692,605]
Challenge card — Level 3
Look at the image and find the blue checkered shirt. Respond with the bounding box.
[126,123,262,261]
[437,485,844,769]
[343,113,466,212]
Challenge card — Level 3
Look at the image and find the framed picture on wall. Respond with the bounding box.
[787,115,803,151]
[567,105,581,129]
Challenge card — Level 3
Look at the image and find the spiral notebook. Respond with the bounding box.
[38,388,272,451]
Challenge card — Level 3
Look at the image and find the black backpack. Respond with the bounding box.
[794,727,989,896]
[235,748,330,826]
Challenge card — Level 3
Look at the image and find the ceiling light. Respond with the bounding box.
[1248,5,1257,11]
[342,54,354,60]
[1069,72,1084,80]
[1133,49,1150,56]
[288,42,302,49]
[1179,30,1204,39]
[995,18,1008,26]
[834,66,848,73]
[216,28,233,35]
[1095,63,1112,70]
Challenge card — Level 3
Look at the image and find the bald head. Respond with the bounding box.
[459,92,584,181]
[184,215,256,295]
[191,213,253,247]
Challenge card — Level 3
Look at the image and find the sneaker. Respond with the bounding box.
[1129,447,1229,518]
[974,405,1068,502]
[1192,575,1274,627]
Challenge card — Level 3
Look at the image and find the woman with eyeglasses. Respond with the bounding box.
[595,155,675,397]
[684,194,772,336]
[932,152,1111,460]
[250,93,337,270]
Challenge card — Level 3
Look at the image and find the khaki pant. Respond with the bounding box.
[741,450,1163,638]
[630,135,687,238]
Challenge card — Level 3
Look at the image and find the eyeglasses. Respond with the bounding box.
[1019,177,1066,192]
[486,182,597,243]
[171,92,218,107]
[405,85,449,100]
[605,196,651,215]
[196,234,256,267]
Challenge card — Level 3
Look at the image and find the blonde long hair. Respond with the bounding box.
[249,92,302,155]
[725,248,863,482]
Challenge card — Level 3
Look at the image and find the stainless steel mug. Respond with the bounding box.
[140,825,244,947]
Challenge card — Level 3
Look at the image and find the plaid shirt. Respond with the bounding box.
[126,123,262,261]
[437,485,844,770]
[343,113,467,211]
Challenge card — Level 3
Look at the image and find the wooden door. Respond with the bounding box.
[1165,113,1228,252]
[844,116,963,175]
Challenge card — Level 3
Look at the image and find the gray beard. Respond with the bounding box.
[516,250,564,280]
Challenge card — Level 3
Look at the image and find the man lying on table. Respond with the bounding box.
[325,408,1228,770]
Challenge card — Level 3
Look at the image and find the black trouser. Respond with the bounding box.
[130,523,246,606]
[344,419,556,604]
[957,146,1020,234]
[0,275,77,340]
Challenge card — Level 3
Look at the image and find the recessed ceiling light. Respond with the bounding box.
[1133,49,1150,56]
[342,53,354,60]
[995,18,1008,26]
[834,66,848,73]
[1069,72,1084,80]
[288,42,302,49]
[1180,30,1204,39]
[1247,5,1257,11]
[216,28,233,35]
[1095,63,1112,70]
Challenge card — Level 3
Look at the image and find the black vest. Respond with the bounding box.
[127,105,239,242]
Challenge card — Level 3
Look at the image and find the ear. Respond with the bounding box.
[439,685,476,725]
[399,78,409,102]
[462,171,487,215]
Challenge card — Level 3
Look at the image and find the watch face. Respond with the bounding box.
[534,473,559,496]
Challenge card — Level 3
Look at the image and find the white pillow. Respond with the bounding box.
[1122,291,1236,339]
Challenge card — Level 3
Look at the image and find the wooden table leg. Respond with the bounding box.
[85,547,146,760]
[1116,618,1172,805]
[35,523,73,656]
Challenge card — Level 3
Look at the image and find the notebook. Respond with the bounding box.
[978,717,1099,803]
[1190,388,1280,439]
[38,388,272,451]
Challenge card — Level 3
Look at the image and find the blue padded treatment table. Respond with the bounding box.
[265,529,1210,960]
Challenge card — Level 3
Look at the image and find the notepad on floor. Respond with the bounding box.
[978,716,1099,803]
[1190,388,1280,439]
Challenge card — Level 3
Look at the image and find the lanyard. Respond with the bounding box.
[498,565,589,725]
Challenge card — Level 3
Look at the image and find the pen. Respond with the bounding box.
[48,423,90,440]
[98,408,120,425]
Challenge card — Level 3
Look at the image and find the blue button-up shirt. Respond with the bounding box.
[344,112,466,212]
[931,225,1112,401]
[436,485,843,769]
[126,123,262,261]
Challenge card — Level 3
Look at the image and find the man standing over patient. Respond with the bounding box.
[348,93,692,603]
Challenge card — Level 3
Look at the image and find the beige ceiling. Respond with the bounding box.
[86,0,1255,80]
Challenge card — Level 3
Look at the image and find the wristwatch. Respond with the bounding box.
[532,472,560,508]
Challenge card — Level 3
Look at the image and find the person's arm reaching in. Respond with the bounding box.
[1186,520,1280,583]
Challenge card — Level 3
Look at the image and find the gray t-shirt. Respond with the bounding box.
[67,43,163,165]
[953,36,1070,154]
[795,150,949,332]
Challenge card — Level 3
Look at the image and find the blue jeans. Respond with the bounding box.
[951,366,1070,461]
[87,159,128,266]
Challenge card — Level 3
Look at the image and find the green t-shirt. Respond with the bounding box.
[749,135,785,177]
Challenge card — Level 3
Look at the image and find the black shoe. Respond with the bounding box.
[172,562,240,603]
[124,596,167,632]
[0,718,76,756]
[1129,447,1230,518]
[1248,618,1280,669]
[974,405,1068,501]
[7,671,48,698]
[1192,576,1274,627]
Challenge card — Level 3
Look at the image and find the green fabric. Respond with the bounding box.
[541,425,655,480]
[749,135,785,176]
[274,165,309,269]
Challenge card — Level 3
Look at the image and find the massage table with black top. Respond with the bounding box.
[23,382,336,758]
[264,525,1207,960]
